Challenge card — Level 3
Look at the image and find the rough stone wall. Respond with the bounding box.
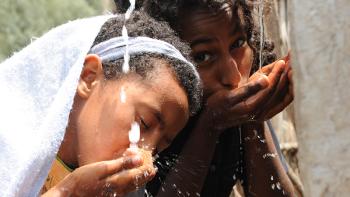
[288,1,350,196]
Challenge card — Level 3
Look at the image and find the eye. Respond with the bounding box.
[192,52,213,64]
[230,38,246,51]
[139,116,150,130]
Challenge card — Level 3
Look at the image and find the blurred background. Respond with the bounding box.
[0,0,116,61]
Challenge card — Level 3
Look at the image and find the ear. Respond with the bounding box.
[77,54,104,99]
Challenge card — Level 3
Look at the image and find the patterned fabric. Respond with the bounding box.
[41,158,72,194]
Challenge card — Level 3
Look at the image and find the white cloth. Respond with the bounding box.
[0,15,112,197]
[90,36,195,69]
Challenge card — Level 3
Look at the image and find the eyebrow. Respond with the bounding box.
[190,37,217,48]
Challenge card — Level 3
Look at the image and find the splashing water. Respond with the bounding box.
[121,0,138,148]
[122,0,136,73]
[122,26,130,73]
[120,86,127,103]
[120,0,136,102]
[129,122,140,149]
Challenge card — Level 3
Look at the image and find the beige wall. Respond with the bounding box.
[288,1,350,196]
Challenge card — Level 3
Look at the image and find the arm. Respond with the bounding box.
[156,115,220,196]
[42,149,156,197]
[241,122,295,196]
[157,80,269,196]
[241,55,295,196]
[157,58,293,196]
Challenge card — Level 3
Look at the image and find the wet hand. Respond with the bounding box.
[200,58,289,133]
[252,54,294,120]
[201,75,269,133]
[46,148,156,197]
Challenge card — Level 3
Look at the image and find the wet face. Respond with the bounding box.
[179,5,253,99]
[73,57,189,166]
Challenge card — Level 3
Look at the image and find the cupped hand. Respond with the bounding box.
[45,148,156,197]
[252,54,294,120]
[200,58,289,133]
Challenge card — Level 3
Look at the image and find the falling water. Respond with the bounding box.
[120,0,136,105]
[129,122,140,149]
[258,0,265,70]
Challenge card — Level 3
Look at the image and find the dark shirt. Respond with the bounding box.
[146,116,244,197]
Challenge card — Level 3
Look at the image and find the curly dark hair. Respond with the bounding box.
[91,11,202,115]
[114,0,276,73]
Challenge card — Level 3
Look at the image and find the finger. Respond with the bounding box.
[260,61,275,75]
[260,58,286,75]
[267,60,286,87]
[271,66,289,100]
[227,90,270,118]
[259,70,288,113]
[239,61,286,114]
[227,77,269,106]
[123,148,141,156]
[288,69,293,87]
[258,75,293,120]
[105,164,156,195]
[283,52,291,62]
[98,155,143,178]
[227,62,285,116]
[264,88,293,119]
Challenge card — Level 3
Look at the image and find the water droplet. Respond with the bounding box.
[120,86,126,103]
[196,192,200,196]
[270,175,274,181]
[271,183,275,190]
[276,182,281,190]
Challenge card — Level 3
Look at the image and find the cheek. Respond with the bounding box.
[198,68,218,93]
[236,47,254,79]
[139,128,162,153]
[82,105,135,164]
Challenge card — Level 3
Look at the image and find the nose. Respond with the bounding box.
[218,54,241,89]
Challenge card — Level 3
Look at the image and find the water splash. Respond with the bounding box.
[122,26,130,73]
[129,122,140,149]
[121,0,136,73]
[125,0,136,20]
[120,0,136,102]
[120,86,126,103]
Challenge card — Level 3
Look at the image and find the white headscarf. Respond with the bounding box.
[0,15,112,197]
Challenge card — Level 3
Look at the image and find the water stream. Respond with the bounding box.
[258,0,265,70]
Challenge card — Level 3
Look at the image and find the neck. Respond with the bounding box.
[57,113,79,169]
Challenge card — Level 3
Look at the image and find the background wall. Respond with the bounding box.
[289,1,350,196]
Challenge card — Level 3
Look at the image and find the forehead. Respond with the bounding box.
[179,5,242,39]
[136,60,190,136]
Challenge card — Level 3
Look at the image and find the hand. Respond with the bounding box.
[44,148,156,197]
[200,59,287,133]
[252,54,294,120]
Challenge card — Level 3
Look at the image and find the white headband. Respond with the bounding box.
[89,36,196,70]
